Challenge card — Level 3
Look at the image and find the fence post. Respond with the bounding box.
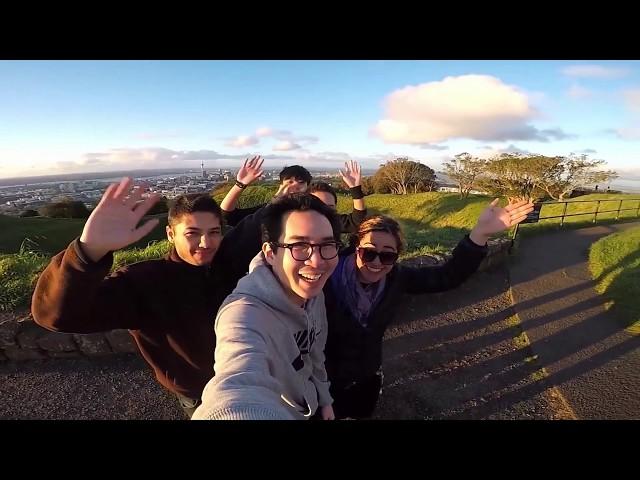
[560,202,568,226]
[616,199,623,220]
[593,200,600,223]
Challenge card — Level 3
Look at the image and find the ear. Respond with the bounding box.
[262,242,277,266]
[166,225,174,243]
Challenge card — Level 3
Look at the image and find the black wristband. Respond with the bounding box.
[235,180,247,190]
[350,185,364,200]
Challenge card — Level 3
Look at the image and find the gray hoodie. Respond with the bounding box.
[192,252,332,420]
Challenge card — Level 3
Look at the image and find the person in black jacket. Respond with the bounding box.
[213,158,368,286]
[220,157,367,233]
[323,198,534,419]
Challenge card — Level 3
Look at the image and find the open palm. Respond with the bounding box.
[237,155,264,185]
[80,178,161,256]
[339,160,361,188]
[475,198,535,235]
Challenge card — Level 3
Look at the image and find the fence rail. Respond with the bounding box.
[511,197,640,243]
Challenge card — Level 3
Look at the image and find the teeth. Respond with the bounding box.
[367,266,383,273]
[299,273,322,282]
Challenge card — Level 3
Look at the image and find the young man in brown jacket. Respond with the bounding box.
[31,178,237,418]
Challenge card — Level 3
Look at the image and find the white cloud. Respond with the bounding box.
[615,126,640,140]
[372,75,572,144]
[273,141,303,151]
[255,127,273,137]
[561,65,629,79]
[623,89,640,112]
[226,135,259,148]
[567,84,593,99]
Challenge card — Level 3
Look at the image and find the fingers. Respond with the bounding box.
[132,192,161,219]
[112,177,133,202]
[255,157,264,171]
[489,198,500,207]
[123,184,148,209]
[511,214,530,225]
[504,199,532,211]
[506,202,535,216]
[99,182,120,204]
[131,218,160,243]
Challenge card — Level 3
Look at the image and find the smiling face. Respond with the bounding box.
[166,211,222,266]
[355,230,399,284]
[263,210,339,306]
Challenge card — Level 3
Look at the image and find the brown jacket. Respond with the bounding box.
[31,238,231,399]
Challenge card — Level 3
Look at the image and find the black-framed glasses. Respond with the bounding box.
[357,247,399,265]
[271,241,342,261]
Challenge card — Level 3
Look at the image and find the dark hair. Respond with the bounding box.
[309,181,337,204]
[279,165,312,185]
[261,193,341,245]
[351,215,405,253]
[168,193,222,226]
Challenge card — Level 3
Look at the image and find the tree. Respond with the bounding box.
[375,157,436,195]
[477,153,553,201]
[38,199,91,219]
[442,153,487,198]
[537,154,618,201]
[19,209,39,217]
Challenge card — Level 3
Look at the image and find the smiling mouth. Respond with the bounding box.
[298,272,323,283]
[365,265,383,273]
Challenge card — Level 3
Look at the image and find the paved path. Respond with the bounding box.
[508,222,640,419]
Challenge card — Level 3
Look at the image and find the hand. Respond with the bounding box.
[79,178,161,262]
[470,198,534,243]
[339,160,361,188]
[320,404,335,420]
[236,155,264,186]
[275,178,306,197]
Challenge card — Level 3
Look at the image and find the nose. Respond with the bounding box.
[199,234,212,249]
[304,246,325,267]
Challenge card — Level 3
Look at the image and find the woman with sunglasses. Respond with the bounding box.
[323,198,534,419]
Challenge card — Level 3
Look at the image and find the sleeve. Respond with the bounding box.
[31,238,147,333]
[339,206,367,234]
[400,235,488,295]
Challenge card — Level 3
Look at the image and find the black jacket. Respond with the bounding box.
[323,235,488,388]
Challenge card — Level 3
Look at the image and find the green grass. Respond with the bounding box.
[589,225,640,334]
[337,191,498,256]
[0,213,169,255]
[0,242,50,312]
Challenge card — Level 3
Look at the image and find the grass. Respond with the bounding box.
[0,213,169,255]
[0,240,50,312]
[588,225,640,334]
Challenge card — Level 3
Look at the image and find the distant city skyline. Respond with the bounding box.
[2,60,640,182]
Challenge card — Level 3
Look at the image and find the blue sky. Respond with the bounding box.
[1,60,639,180]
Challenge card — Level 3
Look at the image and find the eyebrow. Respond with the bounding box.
[185,227,221,232]
[361,242,397,251]
[287,235,336,242]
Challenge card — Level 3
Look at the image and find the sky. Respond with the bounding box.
[1,60,639,180]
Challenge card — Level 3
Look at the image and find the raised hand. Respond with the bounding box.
[471,198,535,241]
[237,155,264,186]
[339,160,362,188]
[79,178,161,262]
[275,178,307,197]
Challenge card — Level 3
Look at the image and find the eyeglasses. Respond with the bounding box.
[271,241,342,261]
[357,247,399,265]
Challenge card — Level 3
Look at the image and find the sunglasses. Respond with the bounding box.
[357,247,399,265]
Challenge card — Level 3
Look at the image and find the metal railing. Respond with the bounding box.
[511,197,640,243]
